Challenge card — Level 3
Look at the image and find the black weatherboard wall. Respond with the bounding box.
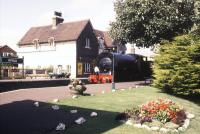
[76,21,99,77]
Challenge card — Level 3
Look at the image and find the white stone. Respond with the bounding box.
[177,0,183,3]
[90,112,97,117]
[72,95,78,99]
[178,127,186,132]
[56,123,65,131]
[134,123,142,128]
[164,122,179,129]
[112,89,116,92]
[120,89,125,91]
[151,126,159,131]
[171,129,179,133]
[75,117,86,124]
[125,120,133,125]
[183,119,190,129]
[34,102,39,107]
[142,124,151,130]
[186,113,195,119]
[53,99,59,103]
[70,110,77,114]
[160,128,169,133]
[52,105,59,110]
[102,91,105,94]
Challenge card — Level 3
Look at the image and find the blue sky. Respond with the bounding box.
[0,0,115,49]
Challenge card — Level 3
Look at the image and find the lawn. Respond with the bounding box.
[51,86,200,134]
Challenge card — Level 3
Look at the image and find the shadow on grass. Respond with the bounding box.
[156,89,200,106]
[172,94,200,106]
[0,100,121,134]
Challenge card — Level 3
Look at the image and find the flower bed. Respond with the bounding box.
[115,99,195,133]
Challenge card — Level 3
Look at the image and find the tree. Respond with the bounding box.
[109,0,200,47]
[153,34,200,96]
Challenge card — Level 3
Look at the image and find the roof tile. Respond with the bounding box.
[94,29,113,47]
[18,20,89,46]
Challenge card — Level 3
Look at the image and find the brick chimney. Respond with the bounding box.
[52,11,64,29]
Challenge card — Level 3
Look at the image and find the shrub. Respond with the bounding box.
[153,34,200,96]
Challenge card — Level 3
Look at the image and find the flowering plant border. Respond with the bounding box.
[139,99,186,124]
[115,99,195,133]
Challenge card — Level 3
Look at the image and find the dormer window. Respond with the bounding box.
[32,39,39,49]
[85,38,90,49]
[3,52,8,57]
[98,37,105,49]
[48,37,55,46]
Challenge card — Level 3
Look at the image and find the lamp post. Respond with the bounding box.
[112,53,115,90]
[22,56,24,79]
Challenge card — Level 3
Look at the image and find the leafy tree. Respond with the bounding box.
[109,0,200,47]
[153,34,200,96]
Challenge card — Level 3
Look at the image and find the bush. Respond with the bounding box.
[153,34,200,96]
[68,79,87,95]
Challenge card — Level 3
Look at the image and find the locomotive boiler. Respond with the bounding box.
[88,52,152,83]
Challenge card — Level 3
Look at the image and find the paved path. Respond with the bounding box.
[0,81,144,105]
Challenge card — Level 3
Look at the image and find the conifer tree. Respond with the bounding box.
[153,34,200,96]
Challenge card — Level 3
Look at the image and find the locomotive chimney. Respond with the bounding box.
[52,11,64,29]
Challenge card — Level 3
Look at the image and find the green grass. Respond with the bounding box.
[51,87,200,134]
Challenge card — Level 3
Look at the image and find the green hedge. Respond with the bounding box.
[153,34,200,96]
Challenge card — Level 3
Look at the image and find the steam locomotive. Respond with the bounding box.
[88,52,152,83]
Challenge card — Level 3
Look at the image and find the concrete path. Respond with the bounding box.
[0,81,144,105]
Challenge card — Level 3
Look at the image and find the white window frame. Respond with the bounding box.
[85,38,91,49]
[84,62,91,73]
[66,65,71,73]
[3,52,7,57]
[48,37,55,46]
[98,37,104,49]
[32,39,40,49]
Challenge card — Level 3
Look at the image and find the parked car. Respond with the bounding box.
[49,72,71,79]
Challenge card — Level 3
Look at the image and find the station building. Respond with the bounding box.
[18,12,101,78]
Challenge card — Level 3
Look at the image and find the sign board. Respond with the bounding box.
[77,62,83,75]
[0,57,23,64]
